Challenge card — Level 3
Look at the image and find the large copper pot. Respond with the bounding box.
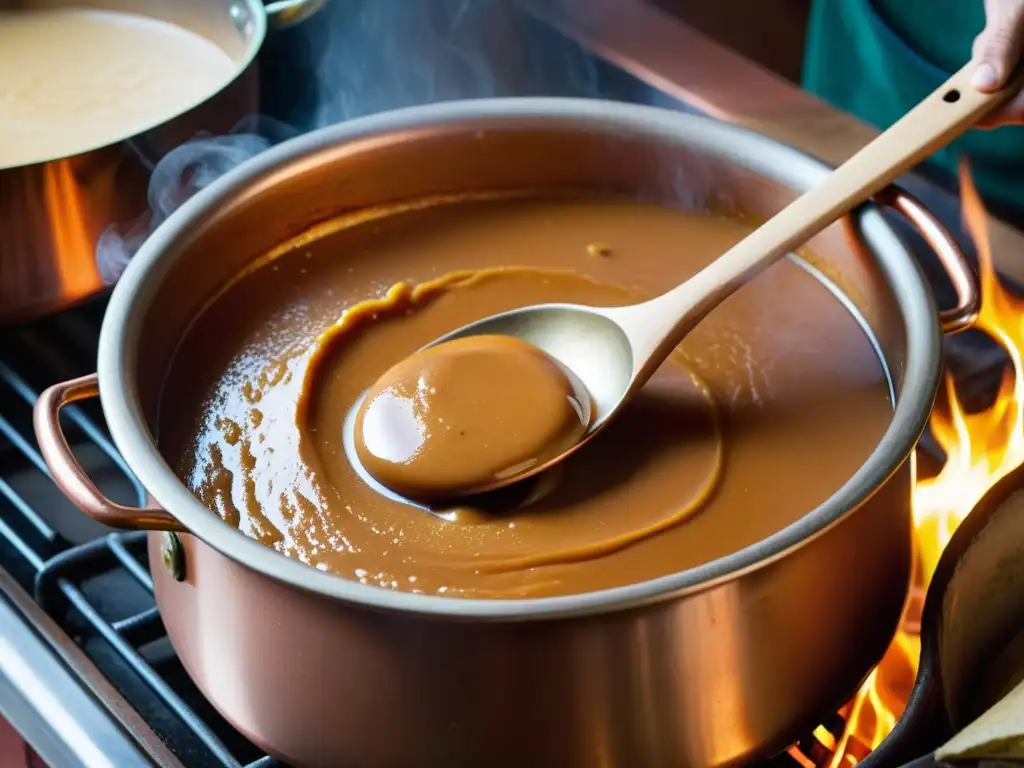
[33,100,979,767]
[0,0,323,323]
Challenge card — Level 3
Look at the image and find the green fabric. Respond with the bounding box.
[803,0,1024,213]
[871,0,982,74]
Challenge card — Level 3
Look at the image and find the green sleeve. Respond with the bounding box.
[803,0,1024,216]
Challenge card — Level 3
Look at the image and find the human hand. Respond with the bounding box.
[972,0,1024,128]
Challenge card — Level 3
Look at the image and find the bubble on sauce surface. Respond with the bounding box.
[353,335,591,499]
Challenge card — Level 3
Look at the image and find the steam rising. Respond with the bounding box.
[308,0,601,125]
[96,116,296,283]
[96,0,611,282]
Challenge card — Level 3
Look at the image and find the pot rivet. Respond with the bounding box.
[161,532,185,582]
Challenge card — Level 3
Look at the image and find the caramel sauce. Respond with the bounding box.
[344,332,590,500]
[159,197,893,598]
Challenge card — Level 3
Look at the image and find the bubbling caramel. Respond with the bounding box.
[350,334,590,499]
[160,196,893,599]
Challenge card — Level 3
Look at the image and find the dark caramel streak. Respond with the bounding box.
[297,268,590,423]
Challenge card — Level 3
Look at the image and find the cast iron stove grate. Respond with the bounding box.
[0,299,847,768]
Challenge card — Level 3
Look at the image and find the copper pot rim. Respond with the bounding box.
[96,98,942,620]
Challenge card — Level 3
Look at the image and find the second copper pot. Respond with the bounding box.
[0,0,323,324]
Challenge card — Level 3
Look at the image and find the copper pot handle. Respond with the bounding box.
[33,374,183,532]
[875,186,980,334]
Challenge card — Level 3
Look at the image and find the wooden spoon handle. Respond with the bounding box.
[643,62,1018,346]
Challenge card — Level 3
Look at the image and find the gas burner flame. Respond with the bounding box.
[829,160,1024,765]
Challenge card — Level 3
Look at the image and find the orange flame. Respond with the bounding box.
[831,162,1024,764]
[42,160,107,295]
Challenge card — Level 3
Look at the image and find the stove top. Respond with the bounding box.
[0,2,1014,766]
[0,299,274,767]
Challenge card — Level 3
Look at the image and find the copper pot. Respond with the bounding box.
[33,100,979,767]
[0,0,323,324]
